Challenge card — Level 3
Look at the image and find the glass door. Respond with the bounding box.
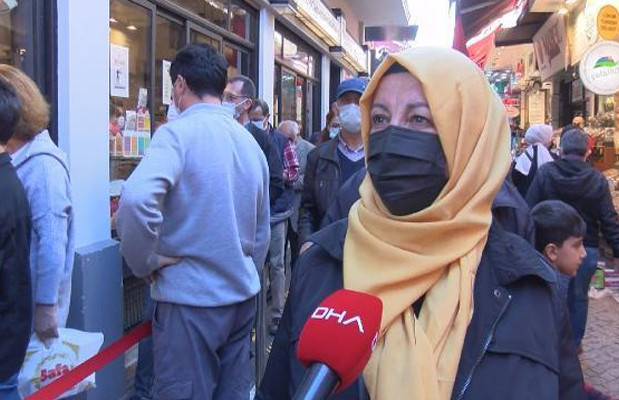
[281,68,297,123]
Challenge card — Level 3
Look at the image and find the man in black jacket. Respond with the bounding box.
[224,76,286,210]
[527,128,619,349]
[297,78,367,248]
[0,78,32,399]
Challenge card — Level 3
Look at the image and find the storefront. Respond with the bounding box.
[109,0,259,182]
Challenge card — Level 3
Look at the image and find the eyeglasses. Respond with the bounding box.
[223,92,247,103]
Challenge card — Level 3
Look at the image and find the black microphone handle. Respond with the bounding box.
[292,363,340,400]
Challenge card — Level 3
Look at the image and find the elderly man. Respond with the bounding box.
[298,78,368,250]
[279,120,315,268]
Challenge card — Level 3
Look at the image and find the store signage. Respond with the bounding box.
[341,30,367,72]
[598,4,619,40]
[294,0,340,46]
[533,12,568,81]
[579,41,619,95]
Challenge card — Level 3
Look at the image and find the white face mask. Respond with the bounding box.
[328,127,340,139]
[117,116,126,129]
[251,120,266,130]
[222,98,249,120]
[167,102,179,122]
[339,103,362,134]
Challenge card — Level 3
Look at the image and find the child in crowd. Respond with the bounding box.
[532,200,587,296]
[532,200,617,400]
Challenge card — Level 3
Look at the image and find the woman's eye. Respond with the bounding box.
[372,115,388,125]
[412,115,429,124]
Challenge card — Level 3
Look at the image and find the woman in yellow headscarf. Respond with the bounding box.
[258,47,585,400]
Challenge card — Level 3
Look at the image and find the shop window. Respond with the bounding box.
[171,0,228,29]
[109,0,152,181]
[224,44,250,78]
[276,28,319,78]
[274,25,320,136]
[154,15,184,131]
[230,0,255,41]
[0,0,55,140]
[190,29,221,49]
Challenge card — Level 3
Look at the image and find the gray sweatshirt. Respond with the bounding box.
[11,130,75,326]
[116,103,270,307]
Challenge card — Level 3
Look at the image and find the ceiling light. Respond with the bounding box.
[565,0,578,4]
[127,25,137,31]
[109,18,118,23]
[558,7,568,15]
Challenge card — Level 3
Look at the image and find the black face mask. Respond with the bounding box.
[367,126,448,216]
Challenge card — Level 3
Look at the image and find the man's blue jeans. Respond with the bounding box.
[568,246,598,348]
[0,372,20,400]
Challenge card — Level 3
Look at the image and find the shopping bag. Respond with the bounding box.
[18,328,104,399]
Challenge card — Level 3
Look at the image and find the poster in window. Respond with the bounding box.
[110,44,129,98]
[162,60,173,106]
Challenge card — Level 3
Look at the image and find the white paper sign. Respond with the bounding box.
[528,91,546,125]
[533,13,568,82]
[162,60,172,106]
[110,44,129,98]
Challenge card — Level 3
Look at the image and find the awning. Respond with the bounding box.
[460,0,519,39]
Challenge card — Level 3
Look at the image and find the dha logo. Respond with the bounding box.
[311,307,365,334]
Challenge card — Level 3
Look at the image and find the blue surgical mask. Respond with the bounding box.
[329,127,340,139]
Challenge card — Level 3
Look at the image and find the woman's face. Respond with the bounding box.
[370,73,437,135]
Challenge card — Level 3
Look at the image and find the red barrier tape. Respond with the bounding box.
[24,322,152,400]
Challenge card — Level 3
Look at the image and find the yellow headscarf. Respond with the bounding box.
[343,47,511,399]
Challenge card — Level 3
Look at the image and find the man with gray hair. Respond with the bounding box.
[279,121,315,268]
[527,128,619,351]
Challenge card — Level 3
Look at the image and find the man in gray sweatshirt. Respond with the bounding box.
[116,44,270,400]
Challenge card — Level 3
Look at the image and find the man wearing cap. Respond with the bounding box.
[298,78,367,251]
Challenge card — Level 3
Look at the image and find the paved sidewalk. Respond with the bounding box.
[581,295,619,397]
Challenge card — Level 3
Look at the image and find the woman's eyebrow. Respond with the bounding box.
[371,103,389,112]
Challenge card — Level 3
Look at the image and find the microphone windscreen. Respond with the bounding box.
[296,289,383,392]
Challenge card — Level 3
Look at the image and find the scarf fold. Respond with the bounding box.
[343,47,511,400]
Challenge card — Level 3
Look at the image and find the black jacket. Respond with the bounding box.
[0,152,32,381]
[512,145,539,198]
[298,138,363,244]
[245,123,288,214]
[322,167,535,245]
[257,220,584,400]
[526,158,619,255]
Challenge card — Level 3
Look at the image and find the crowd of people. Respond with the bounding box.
[2,41,619,400]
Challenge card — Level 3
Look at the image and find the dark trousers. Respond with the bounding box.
[286,222,300,270]
[152,298,256,400]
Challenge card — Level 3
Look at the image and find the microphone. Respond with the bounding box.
[293,289,383,400]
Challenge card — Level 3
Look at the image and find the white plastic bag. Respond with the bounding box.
[18,328,104,399]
